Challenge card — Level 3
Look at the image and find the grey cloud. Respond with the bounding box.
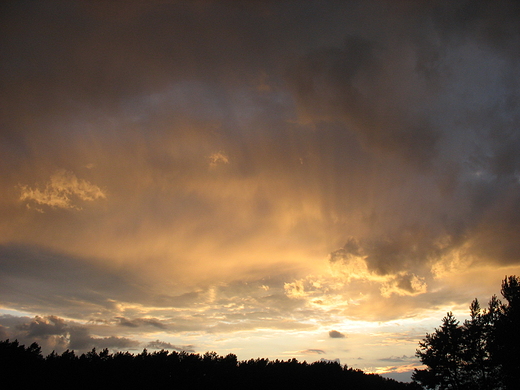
[17,315,67,338]
[378,355,416,363]
[91,336,140,350]
[116,317,139,328]
[330,235,442,276]
[0,314,32,328]
[329,330,346,339]
[115,317,166,329]
[466,189,520,266]
[68,326,140,351]
[206,317,315,334]
[299,349,326,355]
[68,326,92,350]
[0,326,8,341]
[429,0,520,48]
[0,244,152,317]
[1,314,70,353]
[0,0,293,117]
[287,1,520,275]
[287,34,440,167]
[394,275,422,295]
[155,291,203,308]
[0,314,141,353]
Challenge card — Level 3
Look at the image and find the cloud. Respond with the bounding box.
[115,317,166,329]
[287,35,439,167]
[299,349,326,355]
[378,355,416,363]
[1,313,142,354]
[284,280,307,298]
[0,314,69,353]
[329,330,346,339]
[17,315,67,338]
[380,274,428,298]
[92,336,140,350]
[68,326,140,351]
[146,340,195,352]
[20,169,105,210]
[330,236,438,279]
[328,237,430,299]
[208,151,229,169]
[0,244,149,317]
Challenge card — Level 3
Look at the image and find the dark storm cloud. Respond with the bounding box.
[287,34,439,166]
[0,0,298,114]
[286,2,520,172]
[329,330,346,339]
[0,0,291,169]
[304,1,520,277]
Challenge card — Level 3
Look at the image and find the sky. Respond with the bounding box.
[1,0,520,382]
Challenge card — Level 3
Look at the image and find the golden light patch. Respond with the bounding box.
[208,151,230,169]
[20,169,106,210]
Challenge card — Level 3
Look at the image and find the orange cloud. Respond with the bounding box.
[20,170,106,210]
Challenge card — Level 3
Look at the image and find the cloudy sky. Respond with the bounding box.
[2,0,520,381]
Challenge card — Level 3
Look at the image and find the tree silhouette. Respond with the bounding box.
[413,275,520,390]
[0,338,419,389]
[490,276,520,389]
[414,312,465,389]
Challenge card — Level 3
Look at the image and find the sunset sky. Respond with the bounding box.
[2,0,520,382]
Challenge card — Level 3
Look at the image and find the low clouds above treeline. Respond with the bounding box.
[0,314,138,354]
[0,314,196,356]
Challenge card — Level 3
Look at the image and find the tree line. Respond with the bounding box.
[0,339,418,390]
[413,275,520,390]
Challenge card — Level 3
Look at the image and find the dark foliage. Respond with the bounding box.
[0,339,419,390]
[413,275,520,390]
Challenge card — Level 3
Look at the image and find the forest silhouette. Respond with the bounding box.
[0,339,418,389]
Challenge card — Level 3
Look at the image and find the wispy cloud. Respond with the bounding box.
[378,355,416,363]
[208,151,229,169]
[299,349,326,355]
[20,170,105,210]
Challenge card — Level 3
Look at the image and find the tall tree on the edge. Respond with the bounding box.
[491,276,520,389]
[414,276,520,390]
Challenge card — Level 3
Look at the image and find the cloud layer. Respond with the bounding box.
[2,0,520,379]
